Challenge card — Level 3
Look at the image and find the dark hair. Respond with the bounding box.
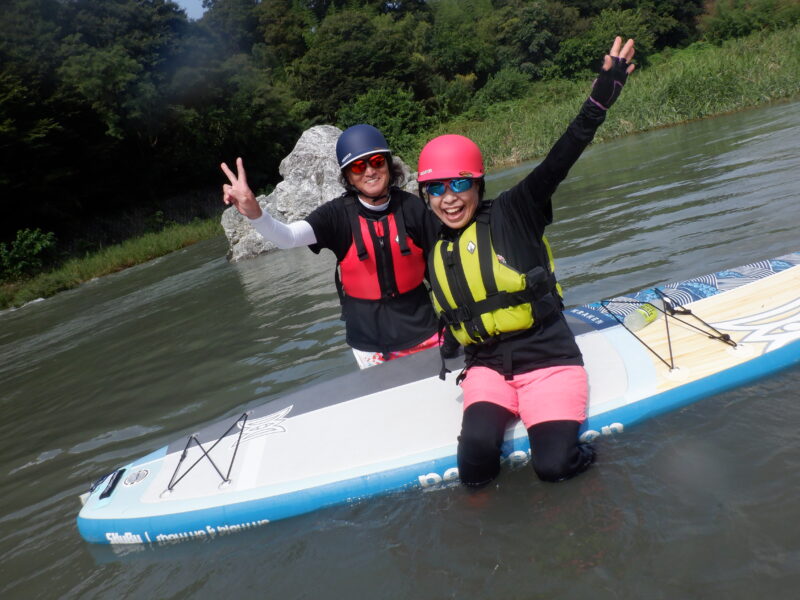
[339,153,404,193]
[418,177,486,205]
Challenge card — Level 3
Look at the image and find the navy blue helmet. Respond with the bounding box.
[336,124,391,169]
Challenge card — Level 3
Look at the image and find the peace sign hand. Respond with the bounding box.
[589,36,636,111]
[221,157,263,220]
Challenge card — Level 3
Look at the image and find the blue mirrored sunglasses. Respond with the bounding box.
[425,178,474,197]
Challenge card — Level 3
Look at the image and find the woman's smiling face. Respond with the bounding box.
[427,179,480,230]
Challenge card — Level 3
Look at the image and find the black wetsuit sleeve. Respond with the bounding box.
[304,198,351,260]
[500,99,607,227]
[400,192,441,256]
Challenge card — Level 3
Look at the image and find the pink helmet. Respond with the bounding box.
[417,134,484,182]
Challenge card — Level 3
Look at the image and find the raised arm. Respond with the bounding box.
[510,37,636,217]
[221,157,317,248]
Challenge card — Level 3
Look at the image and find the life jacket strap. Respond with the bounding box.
[436,319,452,381]
[344,195,369,261]
[437,269,560,331]
[502,345,513,381]
[391,201,412,256]
[333,267,346,321]
[475,216,498,296]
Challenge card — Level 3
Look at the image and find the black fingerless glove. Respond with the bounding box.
[589,56,630,110]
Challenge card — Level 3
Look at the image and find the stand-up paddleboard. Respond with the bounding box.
[77,252,800,545]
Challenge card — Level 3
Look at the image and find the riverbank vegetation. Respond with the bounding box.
[0,218,221,309]
[2,1,800,309]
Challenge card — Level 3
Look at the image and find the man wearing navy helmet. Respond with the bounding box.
[221,125,441,368]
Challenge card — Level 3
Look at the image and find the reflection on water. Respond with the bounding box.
[1,101,799,599]
[231,245,352,392]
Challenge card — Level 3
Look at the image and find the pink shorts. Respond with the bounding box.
[460,365,588,428]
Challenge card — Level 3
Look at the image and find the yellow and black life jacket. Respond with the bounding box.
[428,214,562,347]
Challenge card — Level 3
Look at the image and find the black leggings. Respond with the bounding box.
[457,402,595,487]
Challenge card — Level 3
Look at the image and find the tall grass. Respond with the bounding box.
[1,218,222,309]
[412,26,800,168]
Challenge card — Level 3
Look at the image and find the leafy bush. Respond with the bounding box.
[700,0,800,43]
[0,228,57,281]
[468,68,532,118]
[144,210,176,233]
[337,86,434,159]
[428,73,477,121]
[553,9,656,79]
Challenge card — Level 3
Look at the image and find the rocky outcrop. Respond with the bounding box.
[222,125,418,262]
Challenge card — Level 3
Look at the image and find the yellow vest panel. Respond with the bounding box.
[430,219,558,346]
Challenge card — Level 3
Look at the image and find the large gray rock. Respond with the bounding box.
[222,125,418,262]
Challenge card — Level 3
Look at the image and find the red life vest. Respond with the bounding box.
[338,196,426,300]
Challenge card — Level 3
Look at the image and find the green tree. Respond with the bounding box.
[57,42,146,139]
[254,0,314,68]
[337,86,432,158]
[635,0,705,48]
[426,73,478,121]
[0,0,302,245]
[201,0,259,54]
[555,1,705,49]
[427,0,496,80]
[468,67,532,118]
[489,0,581,78]
[162,52,301,191]
[554,8,656,78]
[293,7,430,119]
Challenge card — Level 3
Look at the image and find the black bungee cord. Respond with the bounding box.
[600,288,737,370]
[166,411,250,492]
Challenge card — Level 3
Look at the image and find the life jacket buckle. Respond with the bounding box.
[525,266,549,296]
[524,266,561,321]
[453,305,472,323]
[532,293,560,322]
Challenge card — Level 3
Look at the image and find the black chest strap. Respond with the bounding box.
[344,195,369,261]
[343,192,411,261]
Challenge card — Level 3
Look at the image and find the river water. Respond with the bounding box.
[2,100,799,599]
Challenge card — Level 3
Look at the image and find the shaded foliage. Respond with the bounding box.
[292,7,431,120]
[0,0,300,247]
[554,8,657,78]
[489,1,582,78]
[699,0,800,43]
[337,86,433,157]
[467,68,533,118]
[0,228,57,281]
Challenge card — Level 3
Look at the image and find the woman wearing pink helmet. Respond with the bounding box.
[419,37,636,486]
